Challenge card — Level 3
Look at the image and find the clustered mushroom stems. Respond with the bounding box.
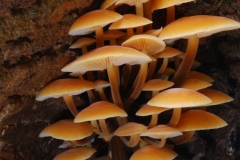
[35,0,240,159]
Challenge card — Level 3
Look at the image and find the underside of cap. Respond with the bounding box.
[61,46,152,73]
[159,15,240,40]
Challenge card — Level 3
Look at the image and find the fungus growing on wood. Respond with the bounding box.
[53,147,96,160]
[148,88,212,127]
[141,125,182,148]
[69,10,122,47]
[35,79,95,116]
[130,145,178,160]
[74,101,128,141]
[62,46,152,110]
[171,110,227,144]
[136,104,170,128]
[114,122,148,147]
[159,15,240,87]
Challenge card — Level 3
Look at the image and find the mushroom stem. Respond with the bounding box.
[171,131,195,145]
[99,119,110,135]
[166,6,175,25]
[136,3,144,34]
[107,64,123,109]
[167,108,182,127]
[95,26,104,48]
[142,137,166,148]
[120,134,140,147]
[91,120,101,134]
[62,95,78,117]
[125,62,148,110]
[149,114,158,128]
[171,35,199,87]
[146,61,157,80]
[127,28,134,38]
[97,87,108,101]
[154,57,168,78]
[143,0,152,31]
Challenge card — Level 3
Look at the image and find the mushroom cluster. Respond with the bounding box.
[35,0,239,159]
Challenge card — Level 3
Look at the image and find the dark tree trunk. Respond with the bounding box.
[0,0,240,159]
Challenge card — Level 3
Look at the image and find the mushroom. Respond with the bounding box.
[147,88,212,127]
[69,10,122,47]
[171,110,227,145]
[187,71,214,82]
[61,46,152,110]
[35,78,95,116]
[114,122,148,147]
[115,0,150,33]
[94,80,110,101]
[198,88,234,110]
[159,15,240,87]
[179,78,212,90]
[130,145,178,160]
[140,125,182,148]
[69,37,96,54]
[142,79,174,97]
[152,46,182,79]
[39,119,94,146]
[136,104,170,128]
[53,146,96,160]
[74,101,128,141]
[121,34,165,108]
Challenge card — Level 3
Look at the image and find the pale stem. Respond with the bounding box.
[142,137,166,148]
[127,28,134,38]
[62,95,78,117]
[143,0,152,31]
[99,119,111,135]
[174,56,181,70]
[97,87,108,101]
[170,131,195,145]
[125,62,148,110]
[136,3,144,34]
[81,46,88,54]
[110,39,117,45]
[107,64,123,109]
[167,108,182,127]
[166,6,175,25]
[154,57,168,78]
[91,120,101,134]
[78,74,96,103]
[148,113,158,128]
[146,61,157,80]
[120,135,140,147]
[95,26,104,48]
[171,35,199,87]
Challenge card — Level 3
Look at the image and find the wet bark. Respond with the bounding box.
[0,0,240,159]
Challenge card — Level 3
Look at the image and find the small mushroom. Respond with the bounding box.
[159,15,240,87]
[74,101,128,141]
[35,79,95,116]
[130,145,178,160]
[53,147,96,160]
[141,125,182,148]
[147,88,212,127]
[136,104,170,128]
[114,122,148,147]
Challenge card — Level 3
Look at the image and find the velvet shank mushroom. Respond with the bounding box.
[159,15,240,87]
[69,10,122,47]
[147,88,212,127]
[35,78,95,116]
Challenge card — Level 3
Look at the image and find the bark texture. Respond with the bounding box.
[0,0,240,159]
